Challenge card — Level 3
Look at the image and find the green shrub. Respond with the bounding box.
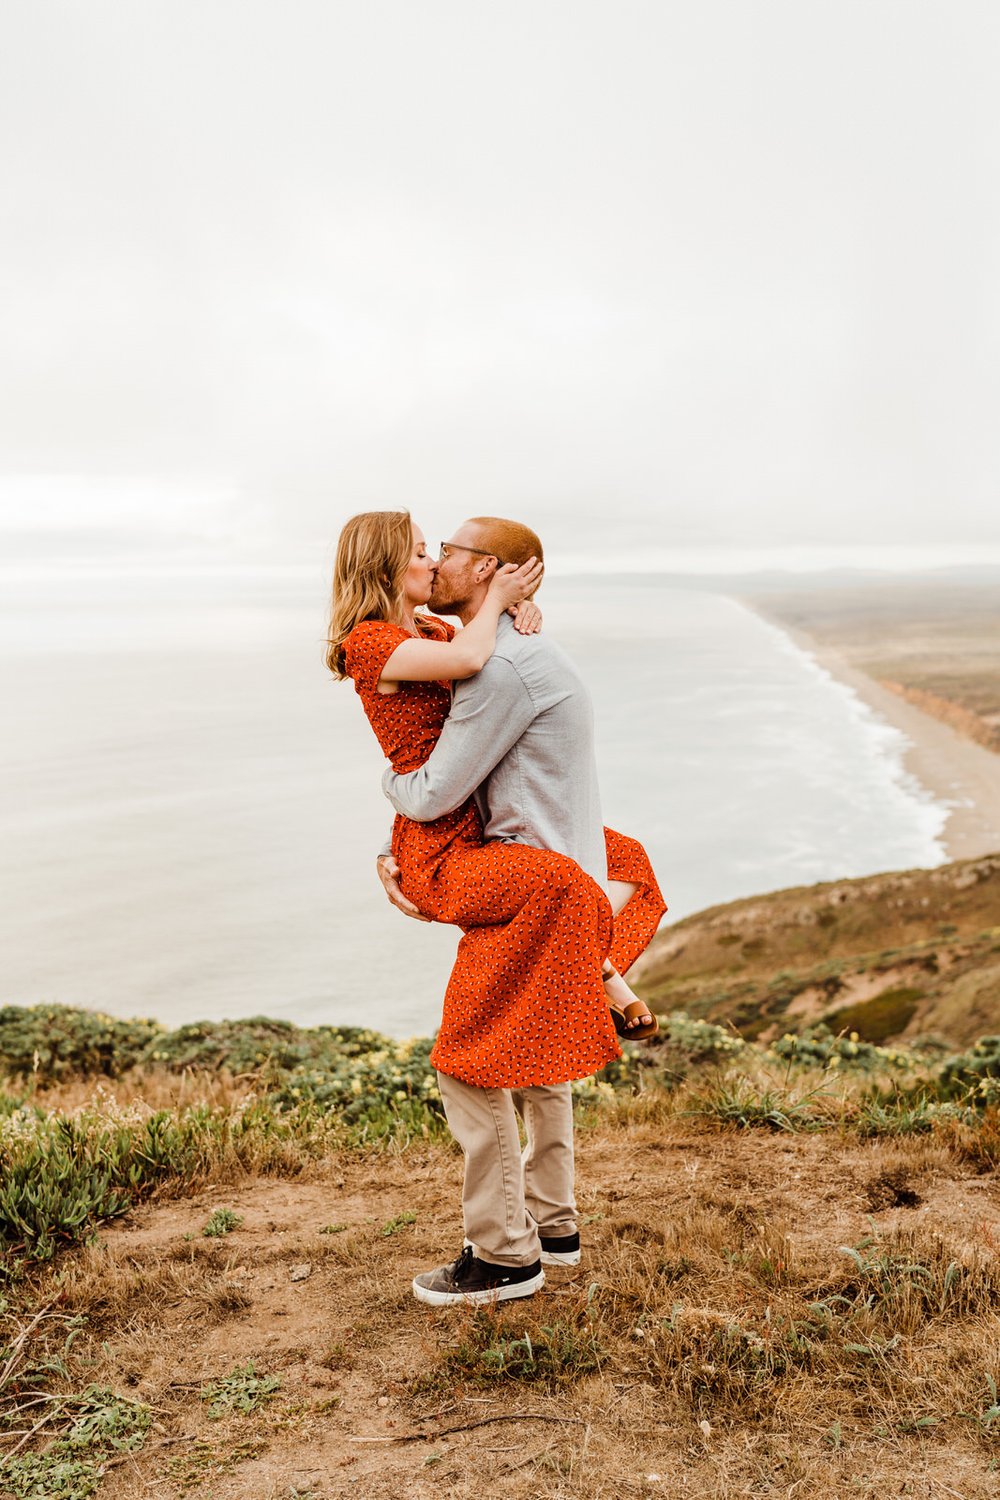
[0,1006,162,1085]
[936,1036,1000,1104]
[200,1362,280,1419]
[141,1017,387,1075]
[202,1208,243,1237]
[0,1098,339,1264]
[661,1012,746,1064]
[823,987,923,1043]
[267,1035,445,1121]
[0,1108,195,1261]
[770,1024,918,1074]
[0,1385,150,1500]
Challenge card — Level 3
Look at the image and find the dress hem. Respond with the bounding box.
[430,1039,623,1090]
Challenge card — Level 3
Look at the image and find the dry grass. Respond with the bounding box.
[3,1107,998,1500]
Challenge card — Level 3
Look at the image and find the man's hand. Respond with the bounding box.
[376,854,431,922]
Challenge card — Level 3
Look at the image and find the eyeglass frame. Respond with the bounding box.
[438,541,507,567]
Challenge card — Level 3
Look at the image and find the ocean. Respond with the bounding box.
[0,566,947,1037]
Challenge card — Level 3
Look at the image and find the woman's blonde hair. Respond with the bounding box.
[326,510,414,679]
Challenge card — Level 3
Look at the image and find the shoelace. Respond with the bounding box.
[449,1245,476,1282]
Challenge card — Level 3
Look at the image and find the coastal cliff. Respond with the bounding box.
[747,575,1000,758]
[632,853,1000,1048]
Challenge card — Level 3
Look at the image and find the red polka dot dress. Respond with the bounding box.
[343,617,666,1089]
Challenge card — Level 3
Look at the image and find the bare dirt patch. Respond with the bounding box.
[14,1123,997,1500]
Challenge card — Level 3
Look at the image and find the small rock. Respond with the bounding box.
[290,1263,312,1282]
[377,1396,390,1408]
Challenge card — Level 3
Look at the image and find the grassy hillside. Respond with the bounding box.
[631,853,1000,1048]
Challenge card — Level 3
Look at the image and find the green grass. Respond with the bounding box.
[959,1376,1000,1436]
[202,1208,243,1238]
[419,1305,604,1390]
[200,1362,281,1419]
[836,1227,1000,1330]
[165,1438,268,1496]
[380,1210,417,1236]
[685,1075,830,1132]
[825,987,925,1043]
[0,1385,150,1500]
[0,1098,344,1266]
[854,1091,944,1137]
[2,1006,1000,1283]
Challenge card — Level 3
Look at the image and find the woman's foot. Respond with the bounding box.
[603,965,658,1039]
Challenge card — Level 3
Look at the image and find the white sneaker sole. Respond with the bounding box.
[540,1248,581,1267]
[411,1269,545,1307]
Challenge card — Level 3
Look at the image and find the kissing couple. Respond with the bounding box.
[327,511,666,1305]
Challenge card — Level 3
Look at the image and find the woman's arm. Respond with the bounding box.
[380,558,542,683]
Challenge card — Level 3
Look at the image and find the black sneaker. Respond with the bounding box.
[412,1246,544,1306]
[539,1231,581,1267]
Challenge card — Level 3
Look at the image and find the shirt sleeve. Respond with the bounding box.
[342,620,409,693]
[381,655,537,821]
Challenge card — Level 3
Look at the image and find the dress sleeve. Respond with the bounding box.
[342,620,409,693]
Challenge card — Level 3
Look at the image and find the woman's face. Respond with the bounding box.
[402,523,437,609]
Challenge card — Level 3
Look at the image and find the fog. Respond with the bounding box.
[2,1,999,561]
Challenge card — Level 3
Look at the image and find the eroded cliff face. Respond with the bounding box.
[632,855,1000,1048]
[879,680,1000,755]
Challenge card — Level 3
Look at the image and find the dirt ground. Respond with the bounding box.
[16,1119,996,1500]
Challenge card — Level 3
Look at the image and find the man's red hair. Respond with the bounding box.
[466,517,544,569]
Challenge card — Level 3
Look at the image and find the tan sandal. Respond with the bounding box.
[609,1000,659,1041]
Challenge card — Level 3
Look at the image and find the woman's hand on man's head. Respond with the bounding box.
[487,557,543,611]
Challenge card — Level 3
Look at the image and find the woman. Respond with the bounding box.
[327,510,664,1089]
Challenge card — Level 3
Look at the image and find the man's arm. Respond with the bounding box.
[382,656,536,821]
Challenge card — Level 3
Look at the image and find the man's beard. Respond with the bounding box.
[429,577,471,612]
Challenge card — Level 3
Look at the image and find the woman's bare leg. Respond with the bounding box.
[602,881,653,1029]
[608,880,639,916]
[602,882,656,1026]
[602,963,654,1028]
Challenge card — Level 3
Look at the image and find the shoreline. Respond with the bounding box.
[756,613,1000,863]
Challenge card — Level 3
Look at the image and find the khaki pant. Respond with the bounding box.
[437,1071,577,1267]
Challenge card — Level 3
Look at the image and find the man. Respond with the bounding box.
[378,516,661,1307]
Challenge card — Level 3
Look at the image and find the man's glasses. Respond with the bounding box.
[439,541,507,566]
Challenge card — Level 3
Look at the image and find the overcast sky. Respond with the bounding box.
[2,1,999,561]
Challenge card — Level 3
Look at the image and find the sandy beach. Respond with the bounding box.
[791,630,1000,862]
